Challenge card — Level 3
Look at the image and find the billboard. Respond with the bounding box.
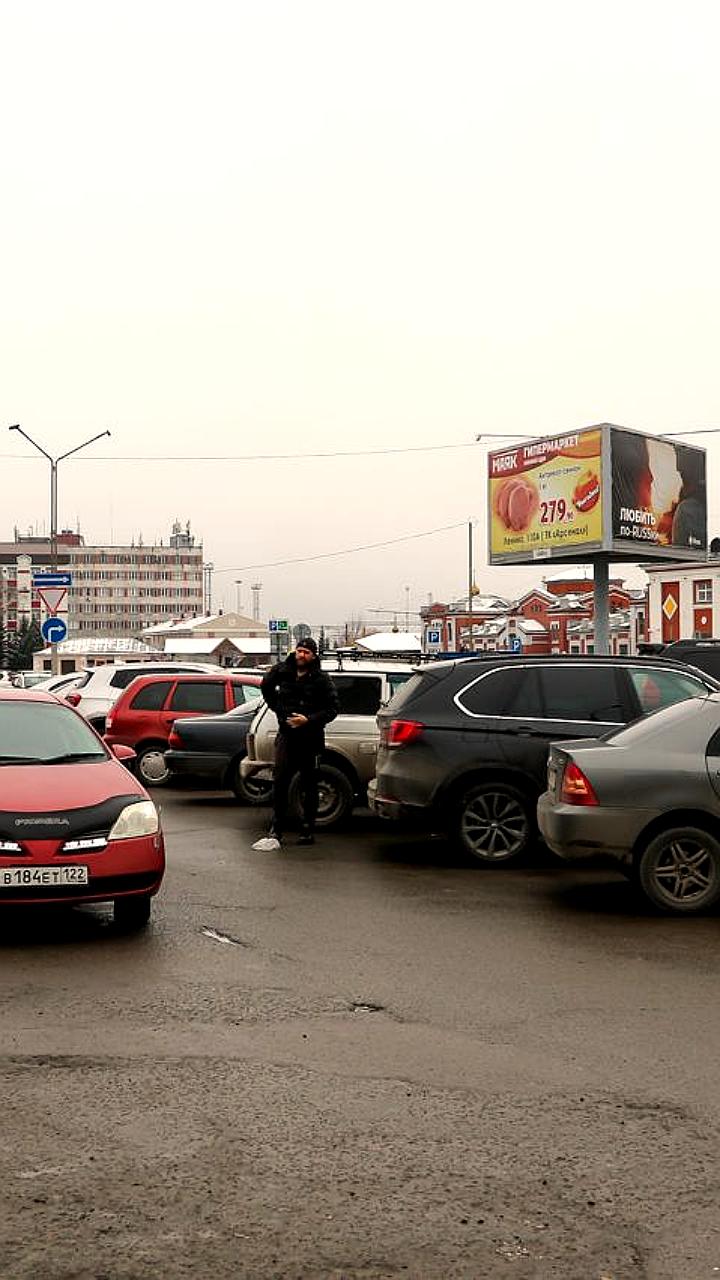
[488,427,604,563]
[488,424,707,565]
[609,427,706,555]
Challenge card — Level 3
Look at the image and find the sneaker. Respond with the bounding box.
[251,836,282,852]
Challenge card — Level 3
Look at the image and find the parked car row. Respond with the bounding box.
[6,642,720,928]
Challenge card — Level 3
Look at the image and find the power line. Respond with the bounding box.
[215,521,467,572]
[1,441,477,463]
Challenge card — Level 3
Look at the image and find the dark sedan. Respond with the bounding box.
[538,692,720,914]
[165,702,272,803]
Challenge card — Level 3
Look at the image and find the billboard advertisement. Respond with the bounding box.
[609,428,706,556]
[488,424,707,565]
[488,427,604,563]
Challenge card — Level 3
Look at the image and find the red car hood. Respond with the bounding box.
[0,758,146,814]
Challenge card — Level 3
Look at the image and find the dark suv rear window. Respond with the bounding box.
[131,681,173,710]
[457,667,543,717]
[538,665,624,722]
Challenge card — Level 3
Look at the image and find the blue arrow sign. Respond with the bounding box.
[33,573,72,587]
[41,617,68,644]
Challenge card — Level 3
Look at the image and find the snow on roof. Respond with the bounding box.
[516,619,547,634]
[355,631,422,653]
[163,636,271,655]
[143,612,261,635]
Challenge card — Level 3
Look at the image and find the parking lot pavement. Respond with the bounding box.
[3,786,720,1278]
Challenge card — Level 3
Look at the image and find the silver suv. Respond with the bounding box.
[241,659,415,826]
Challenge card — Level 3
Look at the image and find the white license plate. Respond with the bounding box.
[0,865,89,889]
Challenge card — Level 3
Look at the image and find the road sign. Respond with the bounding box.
[37,586,68,615]
[427,629,441,645]
[268,619,289,633]
[32,572,72,588]
[41,617,68,644]
[509,635,523,653]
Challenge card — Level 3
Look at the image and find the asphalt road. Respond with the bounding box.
[3,788,720,1280]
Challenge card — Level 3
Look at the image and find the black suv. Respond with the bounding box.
[370,655,719,864]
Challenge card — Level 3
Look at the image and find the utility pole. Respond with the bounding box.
[203,563,214,614]
[251,582,262,623]
[235,579,243,614]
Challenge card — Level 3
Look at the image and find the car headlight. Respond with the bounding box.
[108,801,160,840]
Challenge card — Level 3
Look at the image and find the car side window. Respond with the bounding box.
[629,667,709,715]
[331,675,383,716]
[538,666,624,722]
[169,682,227,713]
[131,681,174,710]
[111,668,144,689]
[388,673,412,700]
[232,684,261,707]
[456,667,543,717]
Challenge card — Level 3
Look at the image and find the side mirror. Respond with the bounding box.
[110,743,137,764]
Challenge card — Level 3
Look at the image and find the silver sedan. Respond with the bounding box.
[537,693,720,915]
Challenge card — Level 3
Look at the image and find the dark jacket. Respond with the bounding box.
[261,654,338,748]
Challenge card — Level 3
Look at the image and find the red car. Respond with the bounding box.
[104,671,263,786]
[0,689,165,930]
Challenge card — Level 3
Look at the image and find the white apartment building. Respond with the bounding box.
[0,522,204,637]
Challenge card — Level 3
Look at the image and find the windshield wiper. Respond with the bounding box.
[39,752,106,765]
[0,755,35,764]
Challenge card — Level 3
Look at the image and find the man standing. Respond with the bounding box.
[252,637,338,851]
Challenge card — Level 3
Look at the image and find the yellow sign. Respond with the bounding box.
[488,428,603,562]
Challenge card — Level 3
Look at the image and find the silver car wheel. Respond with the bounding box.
[459,785,530,864]
[638,827,720,914]
[137,748,171,786]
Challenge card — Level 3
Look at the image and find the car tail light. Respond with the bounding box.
[560,762,598,806]
[65,692,81,706]
[384,719,425,748]
[168,729,182,749]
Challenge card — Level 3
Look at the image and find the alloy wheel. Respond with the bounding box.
[460,787,529,863]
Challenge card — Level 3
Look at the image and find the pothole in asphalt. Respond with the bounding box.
[201,927,247,947]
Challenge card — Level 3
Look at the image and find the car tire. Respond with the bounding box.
[455,781,532,865]
[114,894,152,931]
[636,826,720,915]
[136,745,172,787]
[289,764,354,829]
[230,759,273,806]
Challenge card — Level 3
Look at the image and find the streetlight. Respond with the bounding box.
[8,424,111,672]
[235,579,243,615]
[9,424,111,569]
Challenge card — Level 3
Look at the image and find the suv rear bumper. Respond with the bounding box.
[367,778,428,822]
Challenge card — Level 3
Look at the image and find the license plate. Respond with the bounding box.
[0,865,89,889]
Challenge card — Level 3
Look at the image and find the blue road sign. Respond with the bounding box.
[33,572,72,587]
[509,635,523,653]
[41,616,68,644]
[427,629,441,645]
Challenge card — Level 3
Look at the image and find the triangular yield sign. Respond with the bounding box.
[37,586,67,614]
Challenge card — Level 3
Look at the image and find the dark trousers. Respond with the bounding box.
[271,734,319,837]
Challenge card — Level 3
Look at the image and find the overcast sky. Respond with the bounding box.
[2,0,719,629]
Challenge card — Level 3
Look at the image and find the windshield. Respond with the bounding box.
[0,701,108,764]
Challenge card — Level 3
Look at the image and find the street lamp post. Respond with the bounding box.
[8,424,111,672]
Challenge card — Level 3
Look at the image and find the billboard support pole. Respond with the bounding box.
[594,557,609,655]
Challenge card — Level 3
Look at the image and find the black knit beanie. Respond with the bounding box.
[295,636,318,655]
